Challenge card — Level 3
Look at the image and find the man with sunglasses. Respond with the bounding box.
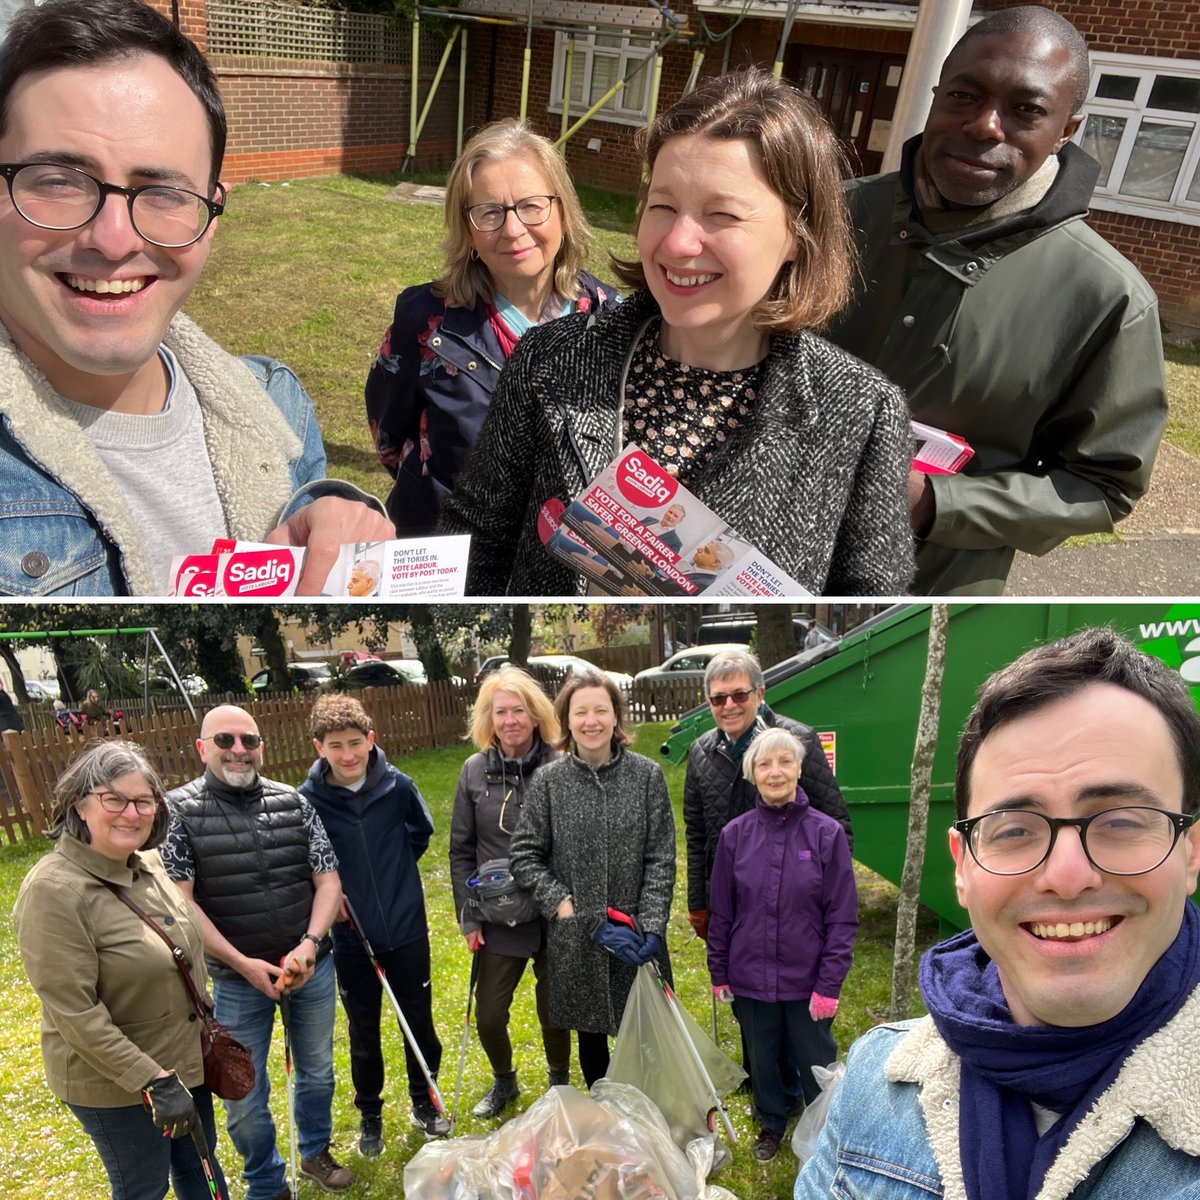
[163,706,354,1198]
[0,0,391,597]
[796,628,1200,1200]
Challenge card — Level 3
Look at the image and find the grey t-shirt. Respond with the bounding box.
[65,347,228,590]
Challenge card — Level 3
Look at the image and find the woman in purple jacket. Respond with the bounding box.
[707,727,858,1162]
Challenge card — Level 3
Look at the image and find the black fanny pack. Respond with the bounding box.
[466,858,539,927]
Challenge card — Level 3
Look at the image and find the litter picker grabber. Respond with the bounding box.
[604,907,737,1145]
[189,1115,228,1200]
[279,956,300,1200]
[711,990,720,1047]
[450,947,482,1135]
[344,897,449,1120]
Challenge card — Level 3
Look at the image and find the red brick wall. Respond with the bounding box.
[210,58,456,184]
[986,0,1197,59]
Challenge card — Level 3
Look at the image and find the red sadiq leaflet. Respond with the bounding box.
[172,554,219,598]
[220,548,302,597]
[546,443,811,598]
[911,421,974,475]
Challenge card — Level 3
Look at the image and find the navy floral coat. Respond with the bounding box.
[365,273,616,534]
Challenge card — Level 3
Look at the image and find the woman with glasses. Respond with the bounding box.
[448,666,569,1118]
[706,727,858,1162]
[509,670,675,1088]
[442,69,914,597]
[13,740,230,1200]
[365,119,618,535]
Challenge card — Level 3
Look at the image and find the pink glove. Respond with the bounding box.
[712,984,734,1004]
[809,992,838,1020]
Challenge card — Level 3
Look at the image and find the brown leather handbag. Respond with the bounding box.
[105,883,256,1100]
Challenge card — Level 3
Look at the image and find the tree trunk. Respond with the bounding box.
[253,608,292,692]
[408,605,450,681]
[753,604,798,668]
[510,604,531,667]
[889,603,950,1021]
[0,645,28,703]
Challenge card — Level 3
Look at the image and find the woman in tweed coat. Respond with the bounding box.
[510,670,675,1086]
[441,69,914,597]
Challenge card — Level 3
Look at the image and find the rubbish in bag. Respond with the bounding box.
[404,1079,740,1200]
[791,1061,846,1164]
[606,964,745,1153]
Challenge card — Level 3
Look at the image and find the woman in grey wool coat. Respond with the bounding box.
[510,669,675,1086]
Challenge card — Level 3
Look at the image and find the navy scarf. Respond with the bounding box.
[920,901,1200,1200]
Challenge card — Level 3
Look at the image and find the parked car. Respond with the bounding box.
[634,643,750,690]
[342,659,428,689]
[476,654,633,689]
[25,679,61,702]
[250,663,332,693]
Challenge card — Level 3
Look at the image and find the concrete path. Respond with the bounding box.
[1007,441,1200,596]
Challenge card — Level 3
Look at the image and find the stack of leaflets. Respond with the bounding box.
[169,536,470,598]
[541,445,812,597]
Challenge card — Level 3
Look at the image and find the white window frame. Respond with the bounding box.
[1075,51,1200,228]
[548,27,655,128]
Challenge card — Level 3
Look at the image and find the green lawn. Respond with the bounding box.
[0,722,937,1199]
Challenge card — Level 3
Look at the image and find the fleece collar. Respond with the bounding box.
[885,984,1200,1200]
[0,312,302,593]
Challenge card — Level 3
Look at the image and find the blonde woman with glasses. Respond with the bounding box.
[366,119,618,536]
[448,666,569,1119]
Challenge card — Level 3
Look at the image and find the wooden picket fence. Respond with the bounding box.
[0,683,476,845]
[0,675,706,846]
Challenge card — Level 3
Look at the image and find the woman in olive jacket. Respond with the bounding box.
[510,670,675,1086]
[449,665,567,1118]
[13,740,228,1200]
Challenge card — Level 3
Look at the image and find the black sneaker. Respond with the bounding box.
[412,1098,451,1138]
[753,1128,782,1162]
[358,1114,383,1157]
[470,1074,520,1118]
[547,1069,570,1088]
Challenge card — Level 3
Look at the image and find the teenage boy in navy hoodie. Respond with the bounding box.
[300,694,446,1154]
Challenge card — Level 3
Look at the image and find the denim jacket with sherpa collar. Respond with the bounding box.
[794,985,1200,1200]
[0,312,382,596]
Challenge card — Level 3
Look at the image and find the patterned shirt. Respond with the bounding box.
[622,318,763,488]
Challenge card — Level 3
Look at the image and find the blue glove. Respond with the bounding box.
[592,920,646,966]
[633,932,662,965]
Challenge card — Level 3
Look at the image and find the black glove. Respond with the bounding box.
[592,920,646,966]
[142,1072,198,1138]
[633,932,662,965]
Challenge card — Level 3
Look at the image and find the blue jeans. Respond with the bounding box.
[214,954,336,1200]
[69,1085,228,1200]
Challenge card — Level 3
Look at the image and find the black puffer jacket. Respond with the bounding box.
[166,771,316,979]
[683,706,852,911]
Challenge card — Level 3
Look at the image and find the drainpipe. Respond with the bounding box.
[882,0,972,172]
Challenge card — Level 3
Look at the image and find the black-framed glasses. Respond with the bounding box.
[90,789,160,816]
[0,162,226,248]
[205,731,262,750]
[708,688,755,708]
[954,806,1196,877]
[463,193,558,233]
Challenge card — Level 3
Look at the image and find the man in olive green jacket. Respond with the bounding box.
[827,8,1167,595]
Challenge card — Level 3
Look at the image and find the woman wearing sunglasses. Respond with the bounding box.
[448,666,568,1119]
[442,69,914,597]
[13,740,229,1199]
[365,119,618,536]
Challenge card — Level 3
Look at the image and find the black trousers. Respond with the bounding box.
[333,937,442,1115]
[735,997,837,1136]
[576,1030,610,1087]
[474,947,571,1079]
